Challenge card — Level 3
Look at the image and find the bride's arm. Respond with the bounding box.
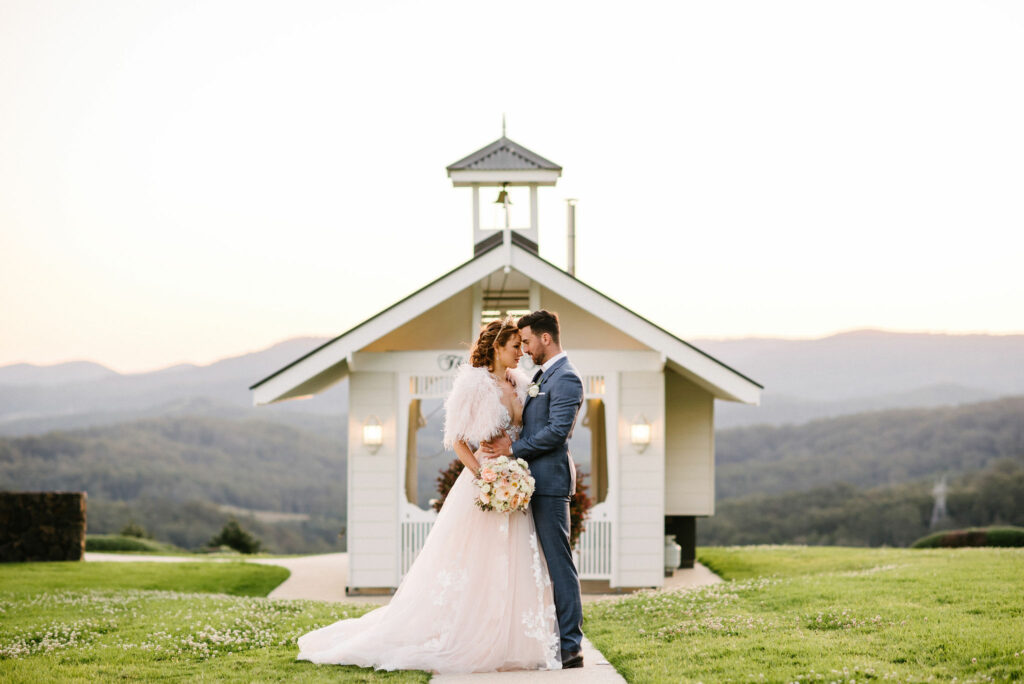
[453,440,482,478]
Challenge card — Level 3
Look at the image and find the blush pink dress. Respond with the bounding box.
[296,409,560,674]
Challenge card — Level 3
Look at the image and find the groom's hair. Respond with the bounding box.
[517,309,560,344]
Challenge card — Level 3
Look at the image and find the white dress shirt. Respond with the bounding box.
[540,350,567,373]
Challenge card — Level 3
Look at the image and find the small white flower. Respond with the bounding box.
[528,382,540,397]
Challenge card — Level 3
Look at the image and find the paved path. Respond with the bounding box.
[430,636,625,683]
[86,552,722,682]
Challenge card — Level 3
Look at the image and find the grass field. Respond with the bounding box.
[3,547,1021,682]
[585,546,1024,683]
[0,561,428,683]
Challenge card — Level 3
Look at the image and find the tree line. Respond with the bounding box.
[699,457,1024,547]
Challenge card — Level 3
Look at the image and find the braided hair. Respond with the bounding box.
[470,317,519,369]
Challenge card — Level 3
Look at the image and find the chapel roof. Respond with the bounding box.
[249,240,763,407]
[446,136,562,172]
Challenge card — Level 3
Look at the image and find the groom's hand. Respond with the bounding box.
[480,433,512,456]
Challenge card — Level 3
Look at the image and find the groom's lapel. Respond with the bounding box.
[540,357,568,389]
[522,369,539,410]
[523,357,568,411]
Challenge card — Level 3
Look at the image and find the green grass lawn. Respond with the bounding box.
[5,548,1022,682]
[0,561,428,683]
[585,546,1024,683]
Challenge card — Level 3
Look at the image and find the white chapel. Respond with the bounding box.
[250,134,762,593]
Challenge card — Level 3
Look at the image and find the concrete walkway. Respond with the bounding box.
[85,552,723,682]
[249,553,358,603]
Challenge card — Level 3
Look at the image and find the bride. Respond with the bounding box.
[295,318,561,674]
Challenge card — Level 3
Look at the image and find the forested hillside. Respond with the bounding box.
[0,415,347,553]
[702,396,1024,546]
[699,458,1024,547]
[715,396,1024,499]
[2,396,1021,552]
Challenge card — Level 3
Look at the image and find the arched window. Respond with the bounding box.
[569,377,609,505]
[404,376,455,510]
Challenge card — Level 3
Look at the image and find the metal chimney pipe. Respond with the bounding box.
[566,199,578,276]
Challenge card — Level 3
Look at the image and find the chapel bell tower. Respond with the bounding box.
[446,129,562,257]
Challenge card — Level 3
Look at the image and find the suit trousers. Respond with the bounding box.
[530,494,583,654]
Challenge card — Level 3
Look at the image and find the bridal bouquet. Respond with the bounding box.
[473,456,535,513]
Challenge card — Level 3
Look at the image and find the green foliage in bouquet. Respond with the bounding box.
[208,518,261,554]
[434,459,595,550]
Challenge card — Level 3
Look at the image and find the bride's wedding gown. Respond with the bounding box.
[296,409,560,674]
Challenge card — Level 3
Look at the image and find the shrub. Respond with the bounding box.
[433,458,464,512]
[85,534,167,552]
[569,464,594,551]
[911,525,1024,548]
[119,522,151,539]
[208,519,261,554]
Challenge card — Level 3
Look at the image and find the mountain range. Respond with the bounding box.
[1,329,1022,435]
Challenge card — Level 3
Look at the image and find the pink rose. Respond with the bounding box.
[480,468,497,483]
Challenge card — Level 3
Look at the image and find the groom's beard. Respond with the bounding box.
[529,350,546,366]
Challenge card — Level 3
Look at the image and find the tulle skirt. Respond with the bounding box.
[296,467,561,674]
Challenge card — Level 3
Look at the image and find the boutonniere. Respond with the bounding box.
[527,383,540,398]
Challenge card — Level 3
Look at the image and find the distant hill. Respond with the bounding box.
[1,329,1021,435]
[0,361,119,386]
[1,395,1021,552]
[0,337,347,436]
[714,395,1024,500]
[0,413,347,553]
[699,457,1024,547]
[692,330,1024,427]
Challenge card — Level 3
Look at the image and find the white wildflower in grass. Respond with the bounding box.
[0,588,363,662]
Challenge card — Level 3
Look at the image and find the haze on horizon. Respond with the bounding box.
[2,1,1023,375]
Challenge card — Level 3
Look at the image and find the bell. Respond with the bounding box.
[494,189,512,205]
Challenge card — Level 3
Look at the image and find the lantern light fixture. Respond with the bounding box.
[630,416,651,453]
[362,416,383,453]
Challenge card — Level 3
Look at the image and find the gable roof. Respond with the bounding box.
[447,136,562,172]
[250,243,762,406]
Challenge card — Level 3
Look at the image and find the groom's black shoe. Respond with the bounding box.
[561,650,584,669]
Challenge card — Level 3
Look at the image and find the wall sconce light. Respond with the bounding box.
[362,416,383,454]
[630,416,651,453]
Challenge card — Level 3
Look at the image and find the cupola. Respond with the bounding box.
[447,132,561,256]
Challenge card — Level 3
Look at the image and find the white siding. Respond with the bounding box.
[615,370,665,588]
[664,371,715,515]
[347,371,398,589]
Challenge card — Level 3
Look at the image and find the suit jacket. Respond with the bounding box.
[511,355,584,497]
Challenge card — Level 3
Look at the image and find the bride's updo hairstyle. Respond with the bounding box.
[470,318,518,369]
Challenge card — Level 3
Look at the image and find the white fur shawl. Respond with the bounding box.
[443,364,530,449]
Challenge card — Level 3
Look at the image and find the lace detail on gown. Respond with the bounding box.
[295,403,559,674]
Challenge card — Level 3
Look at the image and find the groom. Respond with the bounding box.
[482,309,585,669]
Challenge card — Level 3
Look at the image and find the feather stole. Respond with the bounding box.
[442,364,530,450]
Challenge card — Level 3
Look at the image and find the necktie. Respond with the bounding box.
[532,368,544,384]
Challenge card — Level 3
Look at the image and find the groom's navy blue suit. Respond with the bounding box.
[511,355,584,657]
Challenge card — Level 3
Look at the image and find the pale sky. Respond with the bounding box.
[2,1,1022,374]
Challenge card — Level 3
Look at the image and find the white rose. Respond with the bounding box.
[528,383,540,397]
